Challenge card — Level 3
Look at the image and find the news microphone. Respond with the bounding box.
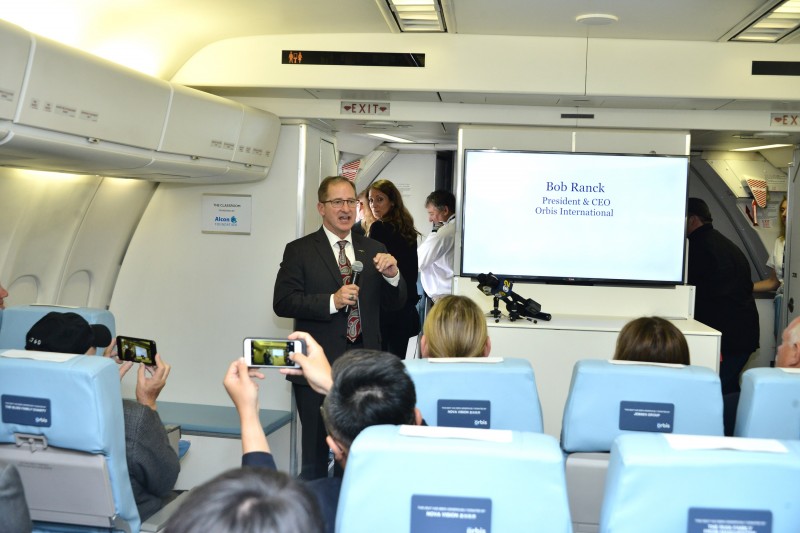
[476,273,498,296]
[345,261,364,313]
[477,272,510,297]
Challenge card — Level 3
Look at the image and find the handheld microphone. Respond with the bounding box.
[345,261,363,313]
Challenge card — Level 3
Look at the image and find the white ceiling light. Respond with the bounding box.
[384,0,446,32]
[731,0,800,42]
[575,13,619,26]
[731,144,793,151]
[368,133,414,143]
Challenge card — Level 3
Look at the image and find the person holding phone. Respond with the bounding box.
[223,331,421,533]
[24,312,179,521]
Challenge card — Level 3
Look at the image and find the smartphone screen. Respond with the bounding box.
[117,336,157,366]
[243,338,305,368]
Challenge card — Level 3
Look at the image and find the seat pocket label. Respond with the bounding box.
[619,401,674,433]
[2,394,51,427]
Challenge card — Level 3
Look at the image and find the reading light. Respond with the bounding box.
[731,0,800,42]
[384,0,446,32]
[731,144,793,151]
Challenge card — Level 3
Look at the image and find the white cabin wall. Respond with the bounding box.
[0,167,155,307]
[110,124,336,409]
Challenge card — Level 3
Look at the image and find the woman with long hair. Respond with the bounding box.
[367,179,421,357]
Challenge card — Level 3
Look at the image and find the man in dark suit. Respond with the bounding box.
[273,175,406,480]
[686,197,759,396]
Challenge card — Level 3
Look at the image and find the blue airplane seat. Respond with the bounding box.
[600,433,800,533]
[335,424,572,533]
[562,359,724,452]
[0,305,116,350]
[0,351,139,532]
[735,367,800,439]
[561,359,723,533]
[404,357,544,432]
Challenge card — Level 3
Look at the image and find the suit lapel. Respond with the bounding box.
[352,233,368,269]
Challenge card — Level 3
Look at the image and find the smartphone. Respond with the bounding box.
[243,338,305,368]
[116,336,157,366]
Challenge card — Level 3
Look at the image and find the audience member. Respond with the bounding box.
[420,295,490,358]
[0,463,31,533]
[351,188,375,237]
[24,311,179,521]
[223,331,421,533]
[775,316,800,369]
[0,281,8,309]
[164,468,323,533]
[273,175,405,480]
[686,197,759,394]
[725,315,800,436]
[368,179,421,357]
[418,190,457,304]
[613,316,690,365]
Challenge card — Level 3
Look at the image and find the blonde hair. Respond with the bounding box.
[613,316,690,365]
[423,295,488,358]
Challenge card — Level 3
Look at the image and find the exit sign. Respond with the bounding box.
[341,102,390,115]
[770,112,800,126]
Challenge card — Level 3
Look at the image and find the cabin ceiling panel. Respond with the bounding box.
[452,0,773,41]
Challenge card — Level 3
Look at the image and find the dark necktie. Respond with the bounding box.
[338,241,361,342]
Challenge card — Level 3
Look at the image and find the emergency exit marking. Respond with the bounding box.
[770,112,800,126]
[341,101,390,116]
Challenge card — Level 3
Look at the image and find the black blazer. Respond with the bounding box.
[273,227,406,378]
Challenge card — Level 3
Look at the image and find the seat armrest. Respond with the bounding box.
[140,491,190,533]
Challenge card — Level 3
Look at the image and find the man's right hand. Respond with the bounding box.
[224,358,264,418]
[135,353,170,411]
[282,331,333,394]
[334,283,360,310]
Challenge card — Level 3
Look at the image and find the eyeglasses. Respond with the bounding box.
[322,198,358,208]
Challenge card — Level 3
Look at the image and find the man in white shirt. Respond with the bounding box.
[418,190,456,303]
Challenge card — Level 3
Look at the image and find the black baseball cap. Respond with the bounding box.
[25,312,112,354]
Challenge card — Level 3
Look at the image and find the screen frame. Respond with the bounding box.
[459,148,689,287]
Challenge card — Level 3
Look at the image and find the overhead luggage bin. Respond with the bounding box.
[0,20,31,123]
[0,19,281,183]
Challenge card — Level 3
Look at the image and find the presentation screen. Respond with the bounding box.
[461,150,689,285]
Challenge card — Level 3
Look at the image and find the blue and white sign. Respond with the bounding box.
[202,194,252,235]
[438,399,491,428]
[411,495,492,533]
[2,394,51,427]
[619,401,674,433]
[688,508,772,533]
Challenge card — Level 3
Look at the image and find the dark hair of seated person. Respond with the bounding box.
[322,349,418,450]
[164,467,323,533]
[613,316,690,365]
